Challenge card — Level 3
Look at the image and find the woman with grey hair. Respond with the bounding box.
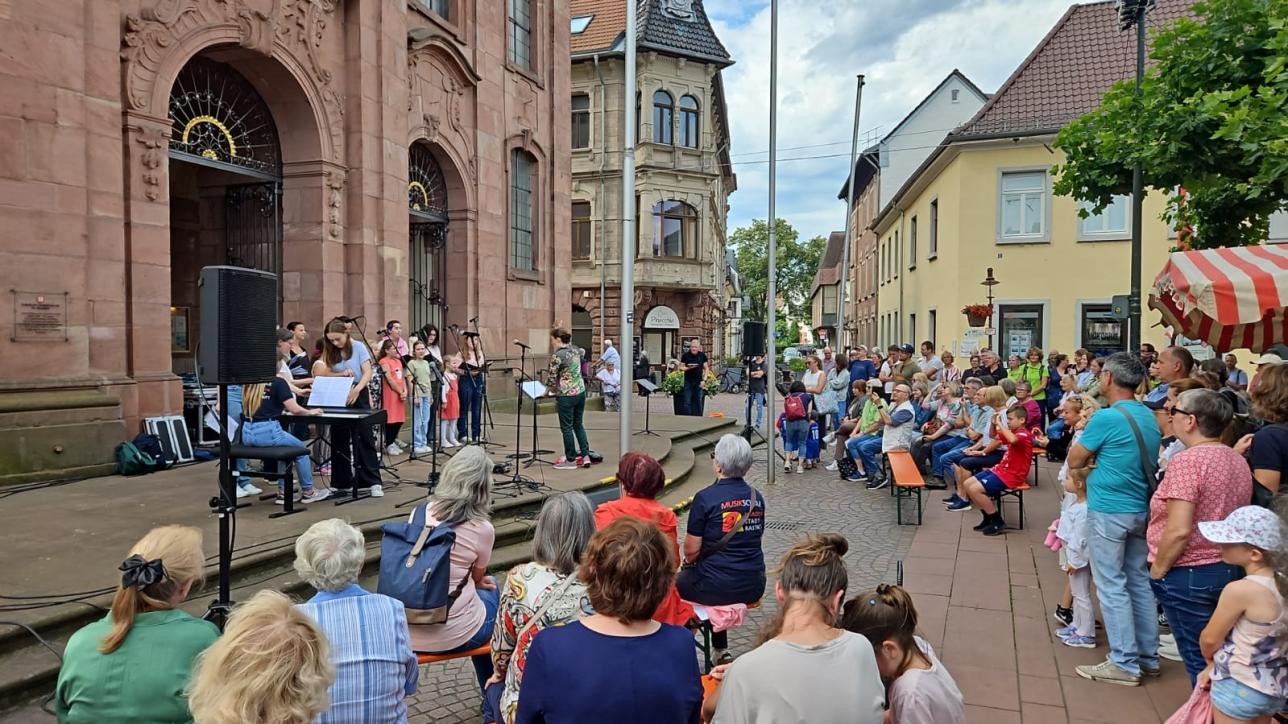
[404,445,498,694]
[677,434,766,663]
[486,493,594,723]
[295,519,419,723]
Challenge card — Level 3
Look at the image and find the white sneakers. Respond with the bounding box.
[823,432,836,445]
[369,484,385,497]
[824,461,839,472]
[302,488,331,503]
[385,443,402,456]
[413,446,432,455]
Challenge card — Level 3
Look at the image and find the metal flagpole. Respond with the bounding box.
[619,0,637,458]
[765,0,779,485]
[836,75,865,352]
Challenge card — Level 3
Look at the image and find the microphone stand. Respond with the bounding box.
[523,361,557,468]
[494,342,547,497]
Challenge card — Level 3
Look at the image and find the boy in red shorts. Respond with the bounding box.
[961,405,1033,536]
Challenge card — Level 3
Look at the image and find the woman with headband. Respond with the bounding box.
[55,526,218,723]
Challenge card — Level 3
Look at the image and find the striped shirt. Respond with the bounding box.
[298,584,419,724]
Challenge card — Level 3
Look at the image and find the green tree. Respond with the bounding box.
[730,218,827,324]
[1052,0,1288,249]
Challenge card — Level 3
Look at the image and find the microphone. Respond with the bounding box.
[469,316,479,324]
[512,339,530,349]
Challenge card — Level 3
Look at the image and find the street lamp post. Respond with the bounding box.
[982,267,999,351]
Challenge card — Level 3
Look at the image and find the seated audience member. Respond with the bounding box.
[1013,380,1044,437]
[677,434,767,663]
[842,379,887,480]
[294,519,418,723]
[843,583,966,724]
[55,526,218,724]
[943,385,1009,508]
[931,378,984,485]
[957,404,1034,535]
[491,493,595,724]
[404,446,498,692]
[594,453,693,626]
[515,518,702,724]
[850,383,918,490]
[910,381,964,478]
[187,590,334,724]
[825,379,868,472]
[706,534,884,724]
[1146,389,1252,684]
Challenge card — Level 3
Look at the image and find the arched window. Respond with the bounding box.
[651,200,698,258]
[652,90,673,145]
[679,95,700,148]
[510,149,537,271]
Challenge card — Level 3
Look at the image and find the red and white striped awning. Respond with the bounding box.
[1149,246,1288,353]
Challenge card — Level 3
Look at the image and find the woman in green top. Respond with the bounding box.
[55,525,218,723]
[1016,347,1050,403]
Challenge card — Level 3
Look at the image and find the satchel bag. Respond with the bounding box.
[378,504,470,625]
[1116,406,1160,500]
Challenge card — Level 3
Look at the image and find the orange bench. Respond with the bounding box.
[990,483,1031,530]
[416,644,490,666]
[886,451,925,526]
[1031,446,1047,486]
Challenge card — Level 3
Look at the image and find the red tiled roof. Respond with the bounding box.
[811,231,846,295]
[955,0,1195,138]
[570,0,627,54]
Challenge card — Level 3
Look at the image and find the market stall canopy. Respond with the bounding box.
[1149,246,1288,354]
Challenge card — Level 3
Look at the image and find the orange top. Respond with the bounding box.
[594,496,694,626]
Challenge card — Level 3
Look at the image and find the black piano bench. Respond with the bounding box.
[230,444,310,518]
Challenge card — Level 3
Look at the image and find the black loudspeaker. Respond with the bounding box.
[198,266,279,385]
[741,321,766,358]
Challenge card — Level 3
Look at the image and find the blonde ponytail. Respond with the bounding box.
[241,384,266,420]
[99,526,205,654]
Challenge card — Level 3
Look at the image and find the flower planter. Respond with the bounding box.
[966,313,988,328]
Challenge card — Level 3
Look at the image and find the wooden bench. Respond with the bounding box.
[990,483,1031,530]
[416,644,490,666]
[1031,446,1047,486]
[886,451,925,526]
[693,600,760,672]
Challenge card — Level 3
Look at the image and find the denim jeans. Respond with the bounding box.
[1087,509,1159,676]
[846,434,883,476]
[457,374,483,440]
[1046,418,1067,441]
[928,436,970,478]
[746,392,765,427]
[241,420,314,491]
[683,381,705,416]
[1150,562,1242,684]
[437,585,499,694]
[938,444,972,485]
[555,392,590,460]
[783,419,808,454]
[225,387,249,475]
[412,397,431,449]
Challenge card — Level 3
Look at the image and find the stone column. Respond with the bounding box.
[281,159,345,333]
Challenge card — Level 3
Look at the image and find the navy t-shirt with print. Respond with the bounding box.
[686,477,766,596]
[251,377,294,422]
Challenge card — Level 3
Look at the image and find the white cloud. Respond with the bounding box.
[708,0,1074,242]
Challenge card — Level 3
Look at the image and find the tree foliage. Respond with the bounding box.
[730,218,827,324]
[1052,0,1288,249]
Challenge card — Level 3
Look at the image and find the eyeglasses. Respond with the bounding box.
[1168,407,1193,417]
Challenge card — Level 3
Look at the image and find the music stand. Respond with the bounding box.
[522,379,558,468]
[634,379,661,437]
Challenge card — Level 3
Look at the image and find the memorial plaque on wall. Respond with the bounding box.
[11,291,68,342]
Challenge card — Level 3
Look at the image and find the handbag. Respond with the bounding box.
[1164,683,1213,724]
[1116,406,1160,500]
[682,491,759,569]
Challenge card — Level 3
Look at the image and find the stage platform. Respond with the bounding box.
[0,407,740,713]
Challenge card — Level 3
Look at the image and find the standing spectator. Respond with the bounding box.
[515,518,702,724]
[187,590,334,724]
[1147,389,1252,684]
[980,349,1005,381]
[893,344,921,386]
[820,346,836,375]
[781,381,812,474]
[1015,347,1050,407]
[1248,352,1283,394]
[1047,354,1070,421]
[680,339,710,417]
[825,358,851,437]
[916,341,944,393]
[1066,352,1162,686]
[294,519,418,724]
[1139,343,1158,367]
[745,353,767,429]
[1145,345,1196,405]
[491,493,595,724]
[549,328,591,470]
[595,359,621,412]
[1006,354,1023,379]
[707,535,884,724]
[677,434,767,663]
[801,355,830,435]
[940,350,962,385]
[1055,467,1096,649]
[1239,360,1288,502]
[847,345,877,385]
[878,345,900,397]
[55,526,218,723]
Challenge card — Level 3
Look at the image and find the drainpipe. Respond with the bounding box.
[593,54,608,346]
[898,209,905,343]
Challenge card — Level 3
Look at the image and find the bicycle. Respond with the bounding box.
[719,365,746,394]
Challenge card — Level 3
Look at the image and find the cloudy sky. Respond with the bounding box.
[703,0,1077,242]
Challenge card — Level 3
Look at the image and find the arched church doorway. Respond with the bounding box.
[408,142,449,339]
[167,55,283,375]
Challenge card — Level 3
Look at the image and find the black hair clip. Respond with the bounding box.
[119,554,167,589]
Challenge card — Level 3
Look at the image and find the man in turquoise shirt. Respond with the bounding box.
[1066,352,1162,687]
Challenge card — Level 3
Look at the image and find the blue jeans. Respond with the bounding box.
[438,585,500,693]
[457,374,483,440]
[1087,510,1159,676]
[683,381,705,416]
[1150,562,1242,684]
[1211,677,1287,720]
[930,436,971,478]
[412,397,431,449]
[240,420,314,491]
[225,388,249,475]
[1046,418,1067,441]
[846,435,883,476]
[783,419,808,454]
[938,445,972,485]
[746,392,765,427]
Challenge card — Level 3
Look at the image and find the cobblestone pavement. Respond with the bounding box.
[406,392,918,723]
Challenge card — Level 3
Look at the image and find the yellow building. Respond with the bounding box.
[874,0,1192,361]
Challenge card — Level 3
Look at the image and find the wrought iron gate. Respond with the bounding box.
[225,182,283,312]
[409,221,447,336]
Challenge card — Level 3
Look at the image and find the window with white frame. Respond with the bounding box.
[650,200,697,258]
[1078,196,1129,239]
[507,0,533,71]
[510,149,536,270]
[999,170,1047,240]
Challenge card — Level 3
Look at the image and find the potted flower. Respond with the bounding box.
[961,303,992,328]
[702,371,720,398]
[663,369,687,414]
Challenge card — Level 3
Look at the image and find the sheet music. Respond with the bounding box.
[308,376,352,407]
[520,380,547,400]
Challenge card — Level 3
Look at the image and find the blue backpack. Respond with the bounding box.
[377,504,467,625]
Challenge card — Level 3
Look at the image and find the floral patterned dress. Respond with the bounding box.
[490,562,592,724]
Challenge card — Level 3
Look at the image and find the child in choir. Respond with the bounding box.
[378,339,407,455]
[440,355,462,448]
[408,341,433,455]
